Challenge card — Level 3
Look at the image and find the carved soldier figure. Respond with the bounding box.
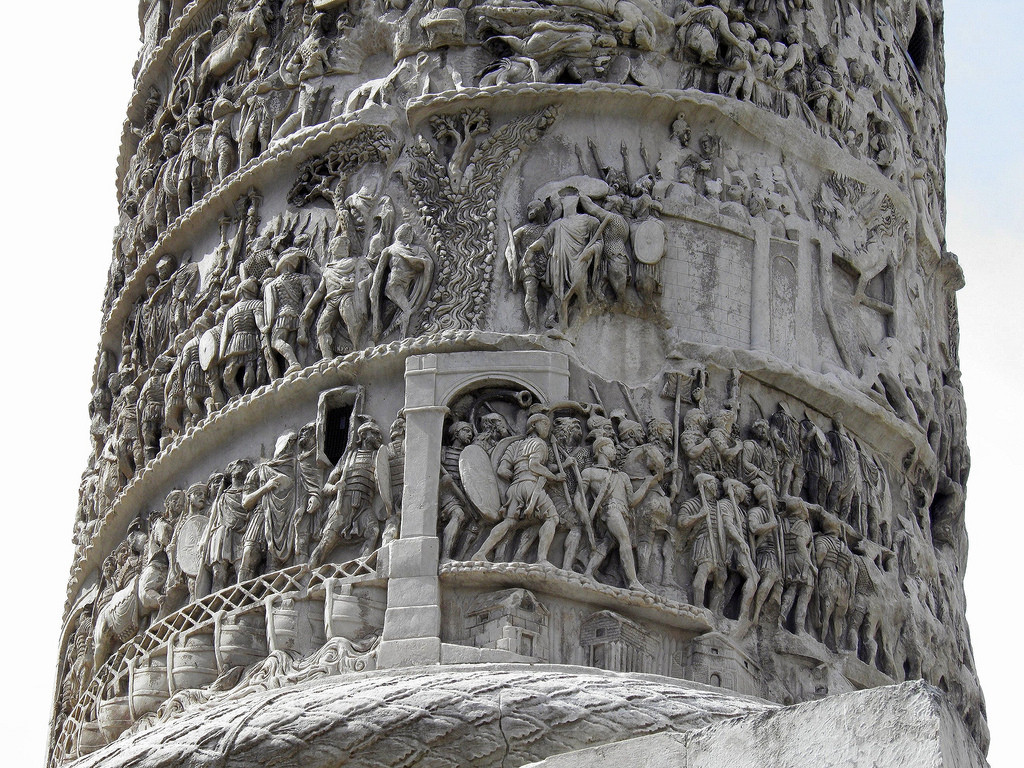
[779,494,816,634]
[139,501,176,617]
[860,452,892,546]
[708,407,742,480]
[165,483,207,606]
[371,223,434,341]
[514,413,588,569]
[814,514,856,650]
[826,413,862,526]
[801,414,833,506]
[848,540,900,671]
[747,483,784,624]
[549,415,591,570]
[276,12,332,139]
[178,323,212,427]
[263,246,315,376]
[168,259,201,340]
[505,200,550,330]
[739,418,778,491]
[619,424,675,586]
[301,218,372,355]
[124,273,160,366]
[163,337,189,441]
[439,420,475,561]
[138,359,170,462]
[769,401,802,495]
[293,423,322,564]
[527,191,603,329]
[472,413,562,565]
[113,384,144,484]
[578,436,646,591]
[219,278,267,397]
[209,89,239,185]
[473,412,513,455]
[677,473,730,610]
[240,433,298,580]
[580,193,632,306]
[309,419,384,567]
[376,413,406,551]
[200,461,253,593]
[681,407,714,483]
[807,43,851,136]
[237,46,280,166]
[719,479,759,619]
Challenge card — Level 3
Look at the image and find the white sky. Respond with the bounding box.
[0,1,1018,763]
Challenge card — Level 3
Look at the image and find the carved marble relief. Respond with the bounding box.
[58,1,985,764]
[111,0,945,322]
[435,366,978,724]
[55,385,399,761]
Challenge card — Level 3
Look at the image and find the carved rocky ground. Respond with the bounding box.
[52,1,984,766]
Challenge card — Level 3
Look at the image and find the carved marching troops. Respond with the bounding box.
[423,376,913,667]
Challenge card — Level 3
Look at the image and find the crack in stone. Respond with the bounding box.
[496,690,513,768]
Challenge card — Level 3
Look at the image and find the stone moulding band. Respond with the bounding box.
[440,560,713,634]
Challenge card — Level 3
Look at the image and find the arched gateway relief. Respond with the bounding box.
[421,350,974,716]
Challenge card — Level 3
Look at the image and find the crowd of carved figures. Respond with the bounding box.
[108,0,944,316]
[503,117,813,332]
[81,133,435,539]
[62,389,399,724]
[436,376,963,682]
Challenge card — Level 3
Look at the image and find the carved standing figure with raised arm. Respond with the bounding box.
[371,223,434,341]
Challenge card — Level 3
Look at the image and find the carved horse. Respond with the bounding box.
[201,0,273,89]
[92,573,153,673]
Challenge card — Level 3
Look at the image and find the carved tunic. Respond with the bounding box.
[250,458,296,563]
[206,487,248,565]
[500,436,558,522]
[223,299,264,358]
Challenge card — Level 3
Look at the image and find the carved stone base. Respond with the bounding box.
[68,665,770,768]
[523,681,988,768]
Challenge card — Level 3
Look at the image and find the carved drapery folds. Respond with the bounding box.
[57,1,983,765]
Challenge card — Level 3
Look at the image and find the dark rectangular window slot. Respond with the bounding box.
[324,405,353,465]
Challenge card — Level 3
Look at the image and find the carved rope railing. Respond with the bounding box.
[54,551,379,764]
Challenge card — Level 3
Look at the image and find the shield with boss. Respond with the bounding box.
[631,218,667,265]
[458,444,503,523]
[199,327,221,371]
[175,514,210,577]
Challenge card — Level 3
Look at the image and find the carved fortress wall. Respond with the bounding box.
[51,1,983,766]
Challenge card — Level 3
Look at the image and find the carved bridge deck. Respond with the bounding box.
[55,551,380,764]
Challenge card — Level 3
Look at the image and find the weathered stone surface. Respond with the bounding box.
[523,681,986,768]
[51,1,984,766]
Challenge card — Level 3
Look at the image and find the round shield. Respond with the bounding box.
[459,444,503,523]
[632,218,667,265]
[175,514,210,577]
[199,328,220,371]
